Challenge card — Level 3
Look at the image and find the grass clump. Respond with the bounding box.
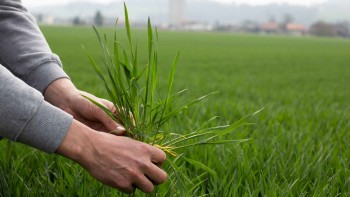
[84,3,259,195]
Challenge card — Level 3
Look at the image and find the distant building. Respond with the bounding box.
[181,21,213,31]
[35,14,55,25]
[169,0,186,26]
[286,23,306,35]
[260,22,280,33]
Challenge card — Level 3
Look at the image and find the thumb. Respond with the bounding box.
[97,99,126,134]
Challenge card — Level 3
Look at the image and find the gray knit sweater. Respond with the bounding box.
[0,0,73,153]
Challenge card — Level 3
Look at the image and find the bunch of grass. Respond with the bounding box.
[84,3,261,194]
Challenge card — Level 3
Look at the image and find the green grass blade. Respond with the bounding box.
[203,107,265,142]
[150,51,158,123]
[181,156,217,177]
[132,45,138,78]
[165,131,216,146]
[170,139,250,150]
[164,124,232,146]
[152,52,180,144]
[186,91,219,107]
[155,26,159,43]
[201,139,251,145]
[167,158,191,196]
[188,172,208,194]
[92,26,109,65]
[156,91,217,128]
[84,48,104,81]
[143,18,154,122]
[114,19,120,71]
[147,17,153,61]
[123,2,134,59]
[119,60,132,81]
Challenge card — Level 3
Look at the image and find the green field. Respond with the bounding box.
[1,26,350,196]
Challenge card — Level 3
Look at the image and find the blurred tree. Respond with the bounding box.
[36,14,43,23]
[241,20,260,33]
[94,11,104,26]
[309,21,337,37]
[334,21,350,37]
[72,16,85,26]
[281,13,293,32]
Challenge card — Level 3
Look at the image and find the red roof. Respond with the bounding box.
[286,23,305,31]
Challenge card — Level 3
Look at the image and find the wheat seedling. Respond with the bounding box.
[84,3,261,195]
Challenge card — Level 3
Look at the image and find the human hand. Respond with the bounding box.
[44,78,125,133]
[57,120,167,193]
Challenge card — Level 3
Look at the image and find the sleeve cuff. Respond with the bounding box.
[18,101,73,153]
[26,61,70,94]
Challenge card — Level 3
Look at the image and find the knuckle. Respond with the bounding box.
[132,156,145,167]
[118,181,134,193]
[138,142,149,151]
[127,168,139,178]
[133,171,143,181]
[136,143,153,156]
[115,179,127,188]
[140,160,152,170]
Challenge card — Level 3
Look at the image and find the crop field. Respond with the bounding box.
[1,26,350,196]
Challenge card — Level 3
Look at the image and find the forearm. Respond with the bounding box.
[0,65,73,153]
[0,0,69,93]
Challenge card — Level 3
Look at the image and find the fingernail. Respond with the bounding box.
[115,125,126,132]
[111,126,126,135]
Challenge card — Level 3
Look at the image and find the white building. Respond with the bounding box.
[169,0,186,26]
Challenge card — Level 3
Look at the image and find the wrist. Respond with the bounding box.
[56,119,94,162]
[44,78,79,110]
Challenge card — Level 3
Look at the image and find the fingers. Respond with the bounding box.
[149,145,167,166]
[137,145,167,189]
[78,91,127,133]
[129,143,167,192]
[144,163,167,185]
[132,161,167,193]
[114,163,165,194]
[134,175,154,193]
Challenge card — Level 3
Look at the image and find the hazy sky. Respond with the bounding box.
[22,0,327,8]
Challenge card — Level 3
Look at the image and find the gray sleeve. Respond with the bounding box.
[0,0,69,93]
[0,0,74,152]
[0,65,73,153]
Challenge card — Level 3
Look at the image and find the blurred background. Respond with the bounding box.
[22,0,350,38]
